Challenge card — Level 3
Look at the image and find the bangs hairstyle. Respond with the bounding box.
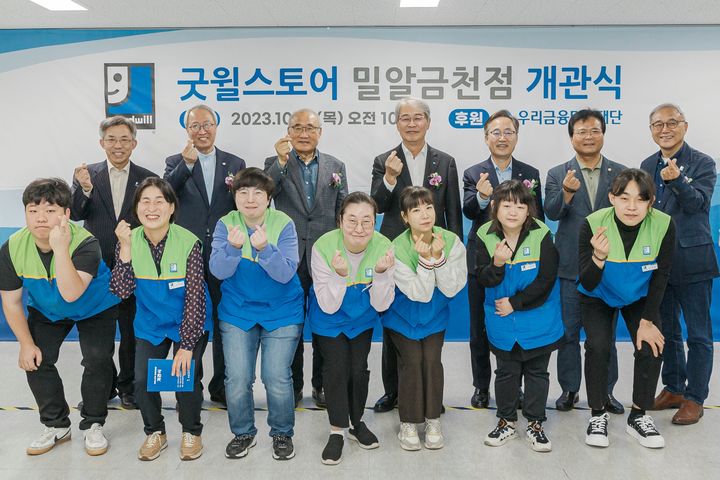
[399,186,434,214]
[610,168,656,201]
[133,177,179,223]
[232,167,275,199]
[338,192,378,226]
[23,178,71,209]
[489,179,537,233]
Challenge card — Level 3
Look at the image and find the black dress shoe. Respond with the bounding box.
[294,389,303,408]
[120,393,138,410]
[210,390,227,406]
[518,388,524,410]
[373,393,397,413]
[555,391,579,411]
[605,394,625,415]
[471,388,490,408]
[312,388,327,408]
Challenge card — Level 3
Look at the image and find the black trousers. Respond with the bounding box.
[26,306,116,430]
[205,272,225,397]
[315,329,373,428]
[581,295,662,411]
[379,327,399,396]
[388,329,445,423]
[291,255,324,393]
[134,333,208,436]
[468,274,492,391]
[112,295,137,396]
[495,347,551,422]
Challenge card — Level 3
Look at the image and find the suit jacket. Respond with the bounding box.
[164,147,246,260]
[70,160,158,268]
[545,155,627,280]
[264,150,348,272]
[462,157,544,273]
[640,142,718,285]
[370,143,463,241]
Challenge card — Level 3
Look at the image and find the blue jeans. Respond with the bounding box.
[556,279,618,394]
[660,281,714,404]
[221,321,302,437]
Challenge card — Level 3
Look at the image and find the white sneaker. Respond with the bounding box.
[424,418,444,449]
[585,413,610,448]
[526,421,552,452]
[26,426,71,455]
[398,422,421,451]
[484,419,517,447]
[84,423,108,456]
[626,415,665,449]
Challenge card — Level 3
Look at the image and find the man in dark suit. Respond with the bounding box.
[164,104,246,405]
[641,103,717,425]
[462,110,544,409]
[545,109,626,414]
[370,97,463,412]
[265,108,348,408]
[70,116,157,409]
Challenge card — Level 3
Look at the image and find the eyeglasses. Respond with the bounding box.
[650,120,686,131]
[103,137,133,146]
[188,121,216,132]
[488,129,517,139]
[289,125,320,135]
[573,129,603,137]
[397,115,427,125]
[344,218,374,230]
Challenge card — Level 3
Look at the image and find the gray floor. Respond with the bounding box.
[0,341,717,480]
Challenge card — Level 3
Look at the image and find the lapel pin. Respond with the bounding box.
[222,162,226,166]
[608,168,612,172]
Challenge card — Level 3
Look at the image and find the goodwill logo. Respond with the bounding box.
[104,63,156,129]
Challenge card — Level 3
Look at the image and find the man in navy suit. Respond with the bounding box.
[545,109,626,415]
[370,97,463,412]
[70,116,157,409]
[462,110,543,408]
[164,104,246,405]
[641,103,718,425]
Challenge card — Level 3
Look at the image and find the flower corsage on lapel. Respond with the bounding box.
[428,172,443,189]
[329,172,344,189]
[523,178,538,196]
[225,171,235,191]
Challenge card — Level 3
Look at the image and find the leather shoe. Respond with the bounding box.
[555,391,579,411]
[210,392,227,407]
[517,388,524,410]
[120,393,138,410]
[605,394,624,415]
[373,393,397,413]
[471,388,489,409]
[312,387,327,408]
[672,399,704,425]
[294,389,303,408]
[651,388,683,410]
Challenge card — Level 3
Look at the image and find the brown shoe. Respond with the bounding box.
[672,399,704,425]
[651,389,683,410]
[180,432,203,460]
[138,431,167,461]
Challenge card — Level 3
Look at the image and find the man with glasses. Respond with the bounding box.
[70,116,157,410]
[164,104,246,406]
[265,108,348,408]
[370,97,462,413]
[462,109,543,409]
[545,109,626,418]
[641,103,717,425]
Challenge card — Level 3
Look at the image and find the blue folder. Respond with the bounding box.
[147,359,195,392]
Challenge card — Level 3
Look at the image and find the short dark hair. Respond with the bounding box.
[338,192,377,226]
[568,109,606,137]
[23,178,71,209]
[484,109,520,135]
[232,167,274,199]
[99,116,137,138]
[133,177,179,223]
[610,168,656,201]
[399,186,434,214]
[489,180,537,234]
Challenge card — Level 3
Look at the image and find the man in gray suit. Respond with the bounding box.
[265,109,348,408]
[545,109,626,414]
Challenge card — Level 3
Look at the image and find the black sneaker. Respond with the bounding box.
[626,415,665,449]
[526,421,552,452]
[225,434,256,459]
[484,418,517,446]
[321,434,343,465]
[272,435,295,460]
[585,413,609,448]
[348,422,379,449]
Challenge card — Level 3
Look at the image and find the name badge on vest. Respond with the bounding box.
[521,263,537,272]
[641,263,658,273]
[168,280,185,290]
[365,267,374,279]
[523,247,531,256]
[642,246,651,256]
[169,263,178,273]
